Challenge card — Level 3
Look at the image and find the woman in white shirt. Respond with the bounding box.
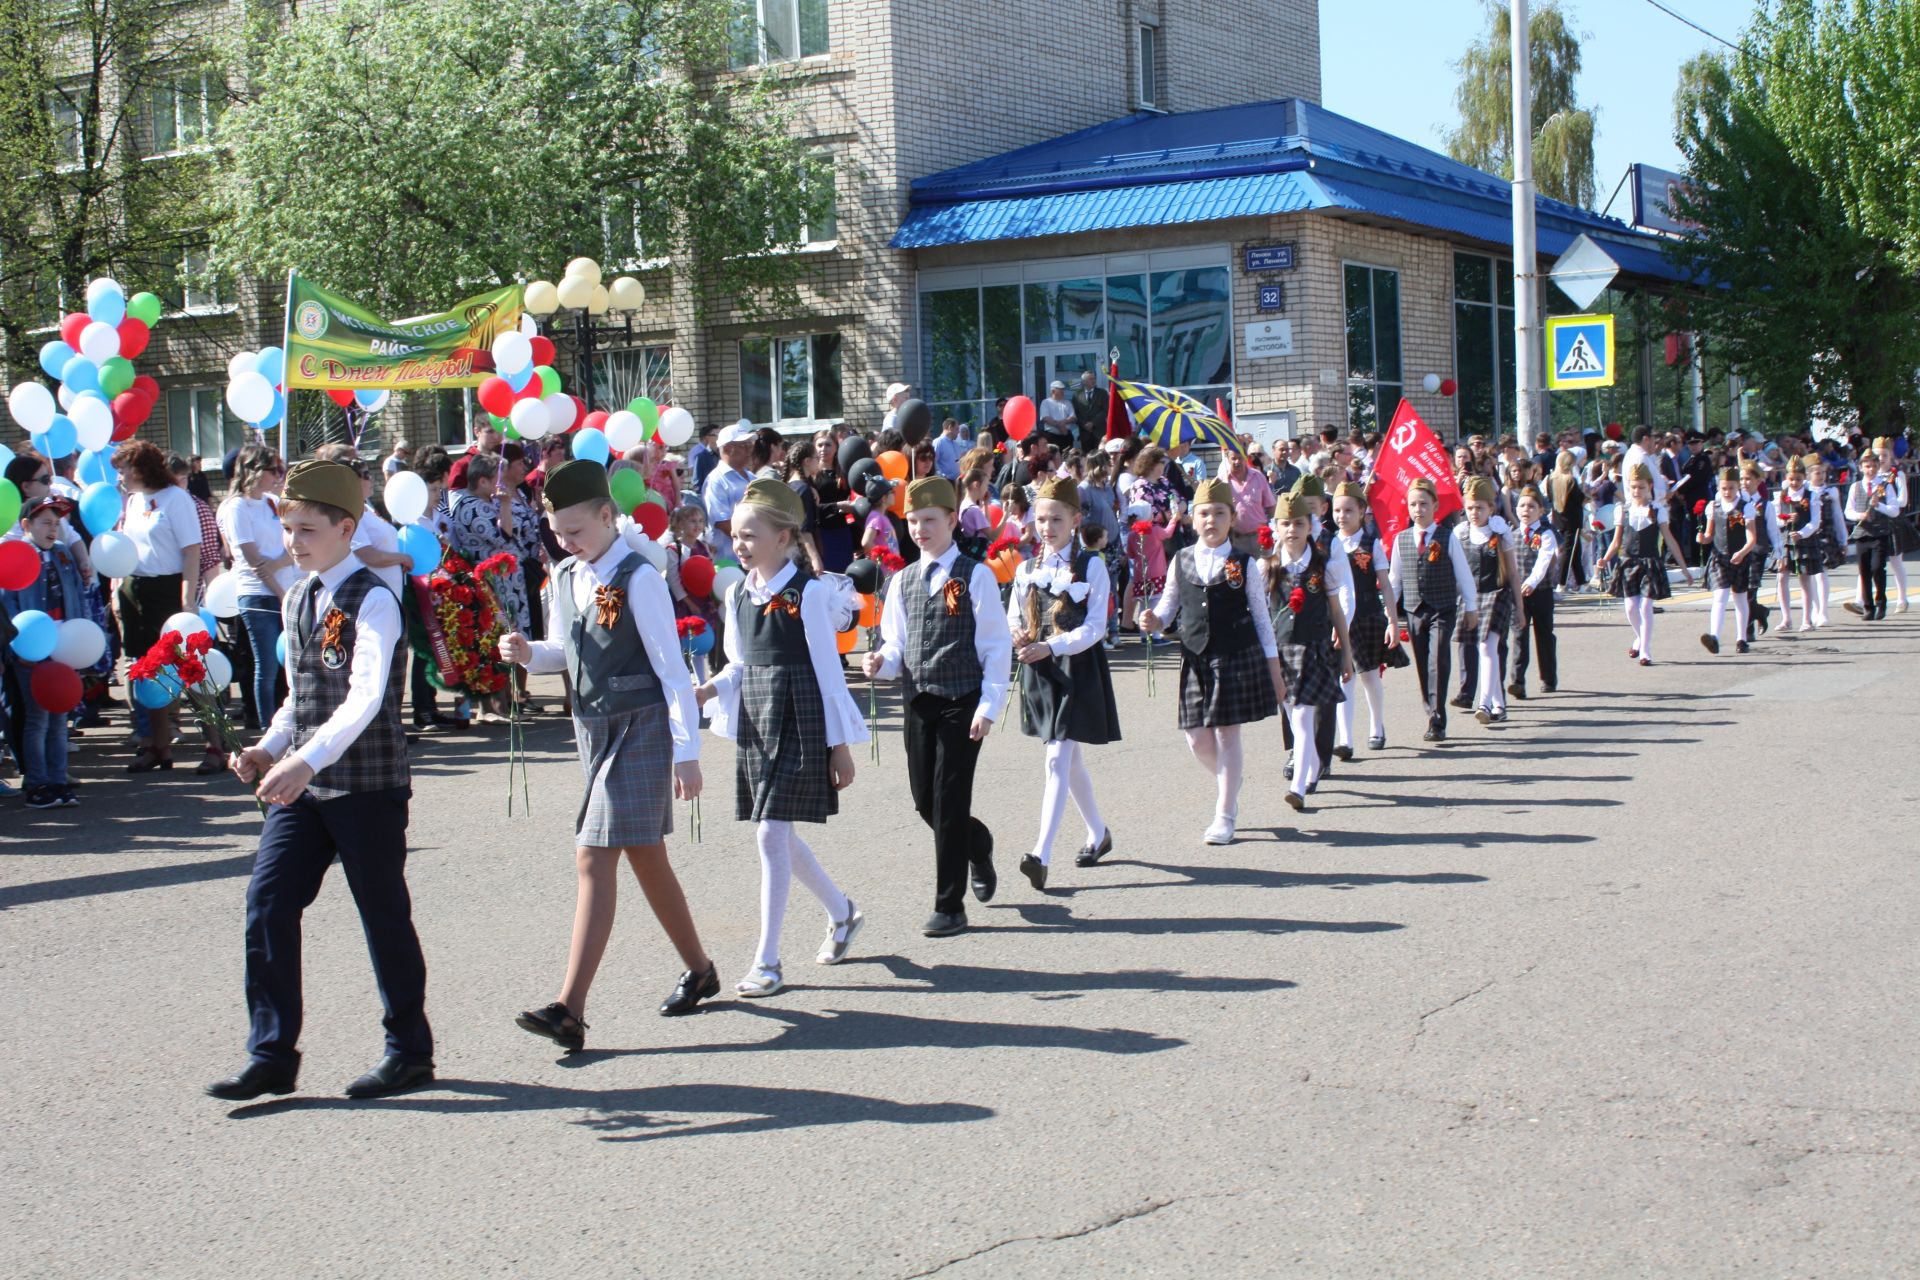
[217,445,290,731]
[113,440,204,770]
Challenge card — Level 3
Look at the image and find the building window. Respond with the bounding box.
[729,0,830,69]
[1137,23,1160,108]
[773,152,836,247]
[1150,266,1230,388]
[147,69,224,156]
[739,333,842,425]
[1452,252,1515,437]
[46,85,90,165]
[594,345,674,413]
[602,190,646,267]
[1345,263,1402,433]
[167,387,245,460]
[155,239,223,312]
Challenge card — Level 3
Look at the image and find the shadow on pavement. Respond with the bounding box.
[0,853,255,910]
[1064,863,1488,894]
[825,953,1298,996]
[982,902,1403,939]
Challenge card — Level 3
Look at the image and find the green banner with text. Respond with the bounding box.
[283,272,523,392]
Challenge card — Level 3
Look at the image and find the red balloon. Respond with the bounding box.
[476,376,514,418]
[0,540,37,589]
[110,415,139,443]
[512,376,543,403]
[634,500,669,540]
[581,410,610,435]
[117,317,150,359]
[1003,395,1036,441]
[112,391,151,428]
[59,313,89,350]
[1439,379,1457,398]
[530,335,557,367]
[131,374,160,405]
[679,554,715,597]
[1604,421,1623,441]
[566,396,586,432]
[328,389,356,407]
[30,662,83,715]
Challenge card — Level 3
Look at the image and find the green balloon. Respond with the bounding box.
[100,356,135,397]
[608,468,645,512]
[126,292,162,326]
[503,424,521,441]
[629,397,660,436]
[0,479,19,529]
[641,488,667,509]
[536,366,561,398]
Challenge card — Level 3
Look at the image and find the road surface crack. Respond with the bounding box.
[1409,960,1541,1051]
[901,1194,1225,1277]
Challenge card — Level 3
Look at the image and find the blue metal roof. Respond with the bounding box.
[895,97,1689,284]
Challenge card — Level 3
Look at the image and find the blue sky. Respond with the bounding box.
[1321,0,1754,217]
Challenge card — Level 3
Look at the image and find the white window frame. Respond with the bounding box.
[1137,22,1161,110]
[729,0,831,69]
[774,150,837,250]
[738,331,842,426]
[45,83,91,168]
[164,239,229,315]
[145,67,223,159]
[1343,259,1405,434]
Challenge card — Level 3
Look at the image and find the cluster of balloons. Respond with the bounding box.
[10,279,166,465]
[475,329,580,441]
[6,609,108,713]
[225,346,293,430]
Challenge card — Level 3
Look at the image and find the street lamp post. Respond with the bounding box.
[522,259,648,413]
[1511,0,1541,442]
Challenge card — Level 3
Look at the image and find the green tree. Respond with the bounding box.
[211,0,829,320]
[0,0,224,380]
[1446,0,1599,208]
[1670,23,1920,437]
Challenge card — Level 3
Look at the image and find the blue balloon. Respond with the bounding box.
[87,290,126,327]
[9,610,57,661]
[573,427,610,466]
[505,363,533,392]
[0,443,14,473]
[60,354,100,394]
[686,626,715,657]
[397,523,442,577]
[32,416,77,460]
[199,607,219,635]
[38,340,75,379]
[253,346,285,385]
[132,676,177,709]
[354,388,387,409]
[76,448,113,487]
[275,632,287,667]
[79,480,122,532]
[257,391,286,430]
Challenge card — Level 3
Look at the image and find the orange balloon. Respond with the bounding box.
[857,592,878,628]
[989,549,1019,584]
[876,450,908,482]
[836,626,858,655]
[890,483,907,517]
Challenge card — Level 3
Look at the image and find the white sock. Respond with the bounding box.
[1709,589,1728,641]
[1288,706,1319,794]
[1732,590,1750,641]
[1032,740,1075,865]
[1476,630,1504,712]
[1358,669,1385,739]
[1062,740,1105,848]
[754,820,795,969]
[1335,694,1354,750]
[1214,726,1244,820]
[1893,555,1909,606]
[1813,572,1830,625]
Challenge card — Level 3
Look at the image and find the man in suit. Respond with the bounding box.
[1071,370,1108,453]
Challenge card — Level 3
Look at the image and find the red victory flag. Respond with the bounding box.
[1104,355,1128,442]
[1369,400,1463,560]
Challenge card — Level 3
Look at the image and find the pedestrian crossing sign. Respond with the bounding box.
[1546,314,1615,390]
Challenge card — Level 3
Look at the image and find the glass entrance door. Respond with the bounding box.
[1027,346,1103,403]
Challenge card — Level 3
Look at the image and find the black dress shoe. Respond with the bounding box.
[344,1055,434,1099]
[1449,693,1473,710]
[205,1060,297,1101]
[1542,683,1556,693]
[518,1000,588,1049]
[922,911,968,937]
[1333,745,1353,762]
[970,829,997,903]
[1074,829,1113,868]
[1423,726,1446,743]
[1020,854,1048,891]
[1507,682,1526,700]
[660,962,719,1017]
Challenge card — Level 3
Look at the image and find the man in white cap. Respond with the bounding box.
[1037,380,1076,450]
[701,419,756,562]
[882,383,911,436]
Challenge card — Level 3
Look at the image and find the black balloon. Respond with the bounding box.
[898,398,932,447]
[846,558,882,595]
[846,456,881,495]
[837,434,872,477]
[852,496,873,524]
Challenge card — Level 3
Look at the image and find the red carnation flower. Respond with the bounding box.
[874,548,906,573]
[1287,586,1306,613]
[1256,526,1275,551]
[675,616,708,638]
[1129,519,1153,537]
[185,631,213,656]
[986,531,1020,558]
[1692,499,1708,516]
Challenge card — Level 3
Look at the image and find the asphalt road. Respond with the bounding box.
[4,575,1916,1277]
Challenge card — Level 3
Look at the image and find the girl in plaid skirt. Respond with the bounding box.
[1140,478,1281,846]
[1328,481,1399,755]
[1267,490,1355,811]
[699,479,867,999]
[1458,478,1522,725]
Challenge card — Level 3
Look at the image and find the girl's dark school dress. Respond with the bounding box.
[1269,545,1344,710]
[1463,528,1514,634]
[1171,545,1277,730]
[731,565,838,823]
[1611,508,1674,600]
[1704,500,1750,592]
[1779,490,1825,576]
[1019,550,1122,745]
[1339,535,1393,671]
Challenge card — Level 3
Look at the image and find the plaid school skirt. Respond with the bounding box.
[574,702,673,847]
[1706,551,1749,593]
[1178,643,1278,729]
[1457,589,1514,642]
[1278,640,1344,711]
[1611,555,1673,600]
[736,664,837,824]
[1346,608,1393,671]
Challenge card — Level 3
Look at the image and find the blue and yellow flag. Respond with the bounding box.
[1116,380,1246,459]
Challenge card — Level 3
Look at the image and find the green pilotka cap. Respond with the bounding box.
[542,460,612,512]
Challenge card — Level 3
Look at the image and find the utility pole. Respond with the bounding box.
[1511,0,1541,441]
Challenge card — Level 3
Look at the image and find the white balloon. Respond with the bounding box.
[51,618,107,668]
[57,383,77,410]
[85,277,124,305]
[163,610,210,640]
[227,350,257,382]
[202,571,243,619]
[90,531,138,578]
[8,381,55,433]
[196,648,234,694]
[383,471,429,525]
[491,330,533,376]
[604,409,644,453]
[226,371,275,423]
[70,397,113,451]
[656,405,695,447]
[78,321,121,363]
[518,312,539,336]
[510,397,551,440]
[541,391,577,433]
[1422,373,1442,394]
[711,565,746,601]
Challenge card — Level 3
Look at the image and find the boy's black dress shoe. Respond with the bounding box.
[922,911,968,937]
[205,1060,297,1101]
[519,1001,589,1048]
[660,962,719,1017]
[1074,829,1113,867]
[970,829,997,903]
[344,1055,434,1099]
[1019,854,1048,891]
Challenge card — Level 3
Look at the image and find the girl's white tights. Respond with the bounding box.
[1708,588,1750,642]
[754,819,848,969]
[1287,705,1319,796]
[1893,555,1910,608]
[1335,669,1385,747]
[1625,596,1655,658]
[1033,739,1105,865]
[1475,628,1505,714]
[1184,725,1245,821]
[1812,571,1830,626]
